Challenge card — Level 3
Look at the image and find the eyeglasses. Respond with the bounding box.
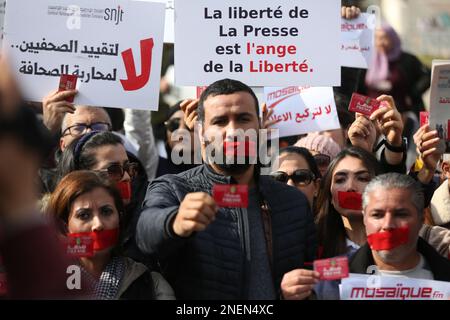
[95,162,139,181]
[270,169,316,186]
[165,118,191,132]
[62,122,111,137]
[314,154,331,167]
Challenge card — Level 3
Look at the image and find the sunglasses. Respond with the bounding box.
[270,169,316,186]
[95,162,139,181]
[165,118,191,132]
[314,154,331,167]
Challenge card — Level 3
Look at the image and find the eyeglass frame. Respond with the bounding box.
[62,122,111,137]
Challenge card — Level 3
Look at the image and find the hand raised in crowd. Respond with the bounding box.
[281,269,320,300]
[180,98,199,132]
[414,124,443,183]
[370,95,404,164]
[172,192,219,237]
[341,6,361,20]
[348,113,377,152]
[42,89,77,134]
[370,95,404,145]
[261,103,281,130]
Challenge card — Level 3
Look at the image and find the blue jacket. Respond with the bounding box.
[136,164,317,299]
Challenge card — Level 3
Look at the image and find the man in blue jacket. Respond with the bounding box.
[136,78,316,299]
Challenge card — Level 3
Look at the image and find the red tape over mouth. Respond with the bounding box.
[367,226,409,251]
[68,228,119,252]
[338,191,363,210]
[223,141,257,157]
[117,181,131,202]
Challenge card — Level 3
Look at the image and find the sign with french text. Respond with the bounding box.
[175,0,341,86]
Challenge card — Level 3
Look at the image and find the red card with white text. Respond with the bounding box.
[58,74,78,102]
[420,112,429,127]
[196,86,208,99]
[65,234,94,258]
[314,256,349,281]
[213,184,248,208]
[348,93,380,116]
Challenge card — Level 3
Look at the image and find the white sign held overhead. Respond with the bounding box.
[3,0,165,110]
[175,0,341,87]
[341,13,375,69]
[429,60,450,153]
[264,86,341,138]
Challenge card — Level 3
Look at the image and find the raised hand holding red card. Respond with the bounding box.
[313,256,349,281]
[213,184,248,208]
[348,93,380,116]
[58,74,78,102]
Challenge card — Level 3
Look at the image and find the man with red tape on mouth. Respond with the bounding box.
[314,173,450,300]
[349,173,450,284]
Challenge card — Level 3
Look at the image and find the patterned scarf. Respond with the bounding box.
[81,256,126,300]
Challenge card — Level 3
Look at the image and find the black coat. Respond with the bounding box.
[136,164,317,299]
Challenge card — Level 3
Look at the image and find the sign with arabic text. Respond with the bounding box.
[264,86,340,138]
[340,13,375,69]
[3,0,165,110]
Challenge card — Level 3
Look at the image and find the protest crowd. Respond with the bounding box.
[0,2,450,302]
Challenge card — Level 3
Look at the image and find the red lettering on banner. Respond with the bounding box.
[120,38,154,91]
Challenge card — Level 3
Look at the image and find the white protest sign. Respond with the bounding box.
[3,0,165,110]
[340,13,375,69]
[0,0,6,49]
[340,273,450,300]
[175,0,341,87]
[139,0,174,43]
[264,86,340,138]
[429,60,450,153]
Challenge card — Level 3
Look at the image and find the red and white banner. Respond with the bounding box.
[3,0,165,110]
[264,86,340,138]
[340,273,450,300]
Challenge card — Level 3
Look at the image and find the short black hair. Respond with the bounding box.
[198,79,259,122]
[279,146,321,179]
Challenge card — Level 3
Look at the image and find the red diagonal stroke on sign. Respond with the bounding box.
[267,92,299,109]
[120,38,154,91]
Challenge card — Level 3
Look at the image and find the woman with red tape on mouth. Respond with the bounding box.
[315,147,383,260]
[47,170,174,299]
[55,131,155,270]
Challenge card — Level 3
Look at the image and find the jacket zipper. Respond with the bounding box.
[237,207,251,299]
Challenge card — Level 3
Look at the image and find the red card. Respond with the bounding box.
[65,234,94,258]
[448,120,450,141]
[348,93,380,116]
[314,256,349,281]
[213,184,248,208]
[338,191,363,211]
[58,74,78,102]
[0,273,7,296]
[420,112,429,127]
[196,86,208,99]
